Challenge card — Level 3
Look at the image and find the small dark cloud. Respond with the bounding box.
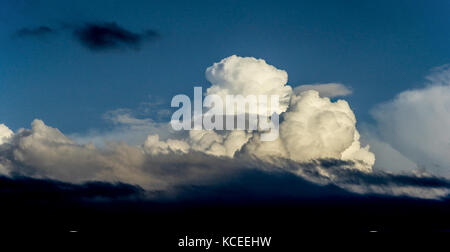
[12,22,159,53]
[74,22,159,51]
[14,26,55,38]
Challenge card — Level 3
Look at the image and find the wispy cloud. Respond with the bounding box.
[294,83,352,98]
[13,26,55,38]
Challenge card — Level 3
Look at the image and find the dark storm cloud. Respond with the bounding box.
[283,158,450,194]
[74,22,159,51]
[2,170,450,233]
[170,169,352,202]
[0,175,145,201]
[14,26,55,38]
[286,158,450,188]
[3,167,450,204]
[329,168,450,188]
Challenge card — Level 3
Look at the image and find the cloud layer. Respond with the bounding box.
[2,56,450,200]
[0,118,446,199]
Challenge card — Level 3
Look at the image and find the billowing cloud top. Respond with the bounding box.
[206,55,292,114]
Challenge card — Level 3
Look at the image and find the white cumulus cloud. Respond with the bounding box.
[242,90,374,172]
[164,56,375,171]
[370,64,450,177]
[0,124,13,145]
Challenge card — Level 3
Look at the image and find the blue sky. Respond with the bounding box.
[1,0,449,133]
[3,0,450,219]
